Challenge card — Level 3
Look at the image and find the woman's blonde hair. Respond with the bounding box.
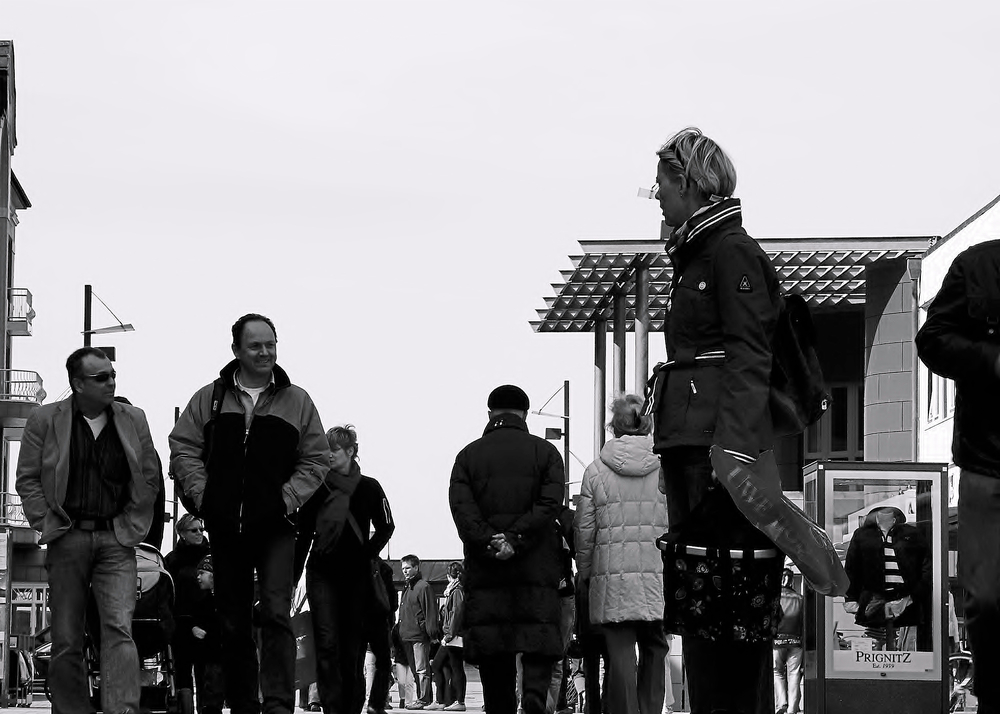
[607,394,652,437]
[656,126,737,201]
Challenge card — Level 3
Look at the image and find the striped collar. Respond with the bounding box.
[665,197,743,260]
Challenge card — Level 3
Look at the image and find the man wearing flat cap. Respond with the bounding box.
[448,385,565,714]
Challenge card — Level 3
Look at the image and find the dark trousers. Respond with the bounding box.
[211,526,297,714]
[684,636,772,714]
[307,567,367,714]
[445,647,466,704]
[195,661,226,714]
[580,632,606,714]
[479,652,554,714]
[432,643,452,704]
[364,615,392,712]
[959,469,1000,709]
[602,621,668,714]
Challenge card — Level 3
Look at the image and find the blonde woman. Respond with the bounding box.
[575,395,669,714]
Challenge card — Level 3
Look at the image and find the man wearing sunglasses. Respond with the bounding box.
[169,313,330,714]
[15,346,161,714]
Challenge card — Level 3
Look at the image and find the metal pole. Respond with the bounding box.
[563,379,570,507]
[635,261,650,394]
[83,284,92,346]
[594,318,607,459]
[613,292,626,397]
[172,406,180,549]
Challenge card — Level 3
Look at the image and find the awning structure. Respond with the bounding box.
[533,237,932,333]
[532,235,934,459]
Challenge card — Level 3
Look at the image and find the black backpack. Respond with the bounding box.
[769,292,831,437]
[172,378,227,518]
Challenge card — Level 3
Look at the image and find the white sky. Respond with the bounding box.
[4,1,1000,558]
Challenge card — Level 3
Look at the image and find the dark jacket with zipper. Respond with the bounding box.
[294,466,395,580]
[650,198,781,462]
[399,573,441,642]
[168,360,329,533]
[916,239,1000,480]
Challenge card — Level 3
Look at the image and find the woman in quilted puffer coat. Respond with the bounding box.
[575,394,669,714]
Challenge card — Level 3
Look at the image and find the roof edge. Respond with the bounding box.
[924,191,1000,258]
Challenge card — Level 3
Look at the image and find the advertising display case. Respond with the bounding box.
[803,461,948,714]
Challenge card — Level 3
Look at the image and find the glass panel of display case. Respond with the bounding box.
[822,467,943,681]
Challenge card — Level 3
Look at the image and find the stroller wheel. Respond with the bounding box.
[177,687,195,714]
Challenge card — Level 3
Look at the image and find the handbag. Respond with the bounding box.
[346,513,393,615]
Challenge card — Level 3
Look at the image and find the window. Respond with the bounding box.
[804,381,864,462]
[927,372,954,424]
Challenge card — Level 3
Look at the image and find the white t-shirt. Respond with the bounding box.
[236,372,271,407]
[84,412,108,438]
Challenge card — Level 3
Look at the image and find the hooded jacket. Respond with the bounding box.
[574,434,668,624]
[168,360,329,532]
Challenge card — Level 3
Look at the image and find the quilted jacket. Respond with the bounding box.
[574,434,668,624]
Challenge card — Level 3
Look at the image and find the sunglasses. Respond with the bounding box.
[83,370,117,383]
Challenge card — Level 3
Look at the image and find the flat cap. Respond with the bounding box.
[488,384,529,411]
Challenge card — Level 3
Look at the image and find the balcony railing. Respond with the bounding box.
[0,492,30,528]
[7,288,35,336]
[0,370,45,404]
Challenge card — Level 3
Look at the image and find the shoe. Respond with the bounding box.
[426,705,445,711]
[386,706,394,711]
[308,704,321,713]
[405,704,425,711]
[444,705,466,712]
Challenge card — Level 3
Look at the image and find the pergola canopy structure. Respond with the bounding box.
[533,237,932,333]
[532,235,934,460]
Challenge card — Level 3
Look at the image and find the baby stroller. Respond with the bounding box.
[78,543,193,714]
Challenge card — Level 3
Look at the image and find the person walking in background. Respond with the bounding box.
[399,555,441,710]
[432,562,467,712]
[164,514,212,706]
[16,347,160,714]
[575,394,669,714]
[169,313,330,714]
[449,385,565,714]
[647,127,784,714]
[773,568,803,714]
[916,239,1000,714]
[364,558,400,714]
[295,425,396,714]
[547,507,577,714]
[190,556,225,714]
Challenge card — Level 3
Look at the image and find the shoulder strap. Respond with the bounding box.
[209,378,226,420]
[346,511,364,543]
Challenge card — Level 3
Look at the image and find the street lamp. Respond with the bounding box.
[533,380,571,507]
[82,284,134,358]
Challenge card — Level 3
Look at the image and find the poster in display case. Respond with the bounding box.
[803,461,948,714]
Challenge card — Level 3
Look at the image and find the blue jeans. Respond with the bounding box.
[46,528,139,714]
[211,526,296,714]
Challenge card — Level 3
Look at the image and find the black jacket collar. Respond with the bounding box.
[219,359,291,391]
[484,412,528,436]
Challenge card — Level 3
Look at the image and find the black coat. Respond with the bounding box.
[449,413,565,661]
[844,507,931,628]
[164,538,211,620]
[916,239,1000,479]
[651,199,781,463]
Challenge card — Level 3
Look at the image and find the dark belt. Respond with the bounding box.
[73,518,113,531]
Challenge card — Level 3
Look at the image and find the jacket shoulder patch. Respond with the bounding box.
[738,275,752,292]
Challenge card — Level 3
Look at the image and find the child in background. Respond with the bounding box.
[191,556,225,714]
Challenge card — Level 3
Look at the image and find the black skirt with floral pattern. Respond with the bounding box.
[659,539,783,643]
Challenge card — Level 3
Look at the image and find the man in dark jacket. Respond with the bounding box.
[916,241,1000,713]
[399,555,441,709]
[449,385,565,714]
[169,314,329,714]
